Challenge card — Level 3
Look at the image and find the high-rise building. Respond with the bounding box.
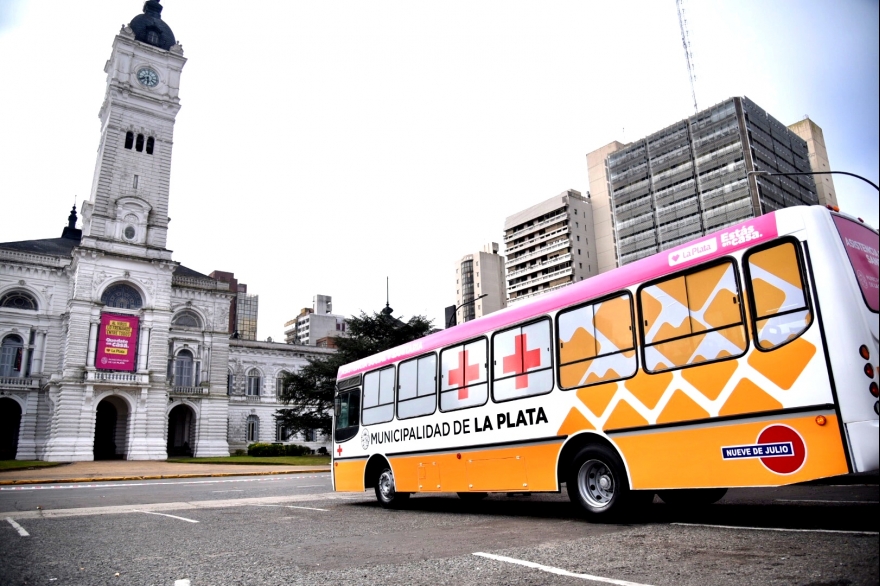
[587,97,821,269]
[453,243,507,325]
[503,190,598,305]
[284,295,346,346]
[208,271,259,341]
[787,117,838,208]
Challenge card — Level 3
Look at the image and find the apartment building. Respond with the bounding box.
[453,243,507,325]
[503,190,598,304]
[284,295,346,346]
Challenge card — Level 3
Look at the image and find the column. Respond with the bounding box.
[86,322,99,367]
[31,331,46,375]
[137,327,150,372]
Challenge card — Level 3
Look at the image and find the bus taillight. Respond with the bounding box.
[870,382,878,398]
[865,364,875,379]
[859,345,870,360]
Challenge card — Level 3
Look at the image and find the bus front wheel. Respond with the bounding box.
[567,444,638,520]
[375,467,410,509]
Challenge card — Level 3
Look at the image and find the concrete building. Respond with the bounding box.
[0,1,330,461]
[284,295,346,346]
[453,243,507,325]
[207,271,259,341]
[587,97,821,269]
[788,117,838,208]
[503,190,598,305]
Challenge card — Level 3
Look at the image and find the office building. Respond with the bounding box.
[453,243,507,325]
[208,271,259,341]
[587,97,821,269]
[503,190,598,304]
[284,295,346,346]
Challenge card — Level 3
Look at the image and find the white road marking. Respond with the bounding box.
[775,499,879,504]
[249,503,328,511]
[6,517,29,537]
[473,552,655,586]
[174,580,191,586]
[130,509,199,523]
[211,490,244,493]
[0,476,304,491]
[671,522,879,535]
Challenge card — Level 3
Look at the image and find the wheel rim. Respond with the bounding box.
[577,458,615,509]
[378,470,395,501]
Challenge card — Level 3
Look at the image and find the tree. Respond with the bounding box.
[275,310,433,438]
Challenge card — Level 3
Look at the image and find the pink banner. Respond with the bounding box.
[833,215,880,312]
[96,314,139,372]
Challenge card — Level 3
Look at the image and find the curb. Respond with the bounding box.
[0,468,331,486]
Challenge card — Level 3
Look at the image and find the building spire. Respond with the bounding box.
[61,201,82,241]
[381,277,393,316]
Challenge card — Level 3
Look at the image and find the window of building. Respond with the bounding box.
[227,371,235,395]
[639,260,746,373]
[362,366,394,425]
[276,423,291,441]
[135,134,144,152]
[440,337,488,411]
[492,318,553,402]
[0,335,24,378]
[246,415,259,443]
[146,137,154,155]
[0,291,38,311]
[173,349,198,387]
[577,235,580,241]
[743,240,812,350]
[101,283,143,310]
[304,429,317,442]
[397,353,436,419]
[558,293,636,389]
[132,175,139,189]
[172,310,202,329]
[276,371,290,399]
[124,131,134,149]
[247,368,262,396]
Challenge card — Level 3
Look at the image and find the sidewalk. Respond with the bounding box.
[0,460,330,486]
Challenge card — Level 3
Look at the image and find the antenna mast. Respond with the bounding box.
[676,0,698,114]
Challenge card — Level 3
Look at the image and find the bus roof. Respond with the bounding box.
[337,208,790,379]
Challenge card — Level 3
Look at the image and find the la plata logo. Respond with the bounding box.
[360,428,370,450]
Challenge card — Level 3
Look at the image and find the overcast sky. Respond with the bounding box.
[1,0,877,341]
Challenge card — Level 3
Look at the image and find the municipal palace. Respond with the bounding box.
[0,1,333,461]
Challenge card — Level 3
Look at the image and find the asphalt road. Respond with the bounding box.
[1,476,877,586]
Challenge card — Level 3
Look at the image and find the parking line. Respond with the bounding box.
[473,552,655,586]
[775,499,879,504]
[130,509,199,523]
[6,517,29,537]
[174,580,191,586]
[671,522,878,535]
[250,504,328,512]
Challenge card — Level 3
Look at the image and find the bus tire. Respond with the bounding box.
[657,488,727,507]
[457,492,488,501]
[374,467,410,509]
[566,444,636,520]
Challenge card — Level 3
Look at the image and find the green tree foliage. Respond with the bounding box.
[275,311,433,438]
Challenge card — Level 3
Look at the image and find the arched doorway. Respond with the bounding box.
[167,404,196,457]
[93,396,129,460]
[0,398,22,460]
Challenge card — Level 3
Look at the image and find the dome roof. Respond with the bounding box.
[129,0,176,51]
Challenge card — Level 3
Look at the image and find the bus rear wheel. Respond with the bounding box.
[567,444,640,520]
[657,488,727,507]
[375,467,410,509]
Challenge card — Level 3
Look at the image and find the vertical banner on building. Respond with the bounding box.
[96,314,139,372]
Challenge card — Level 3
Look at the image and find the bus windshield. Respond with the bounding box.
[832,215,880,312]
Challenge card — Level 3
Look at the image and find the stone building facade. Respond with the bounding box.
[0,1,331,461]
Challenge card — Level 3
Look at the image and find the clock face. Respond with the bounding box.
[136,68,159,88]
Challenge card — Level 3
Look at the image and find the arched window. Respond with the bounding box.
[0,335,24,378]
[173,349,196,387]
[101,283,143,310]
[246,368,262,396]
[124,131,134,150]
[227,370,235,395]
[172,310,202,329]
[276,371,290,400]
[146,137,155,155]
[136,134,144,152]
[246,415,260,442]
[0,291,38,311]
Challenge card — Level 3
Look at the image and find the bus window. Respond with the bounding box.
[362,366,395,425]
[334,389,360,442]
[558,293,637,389]
[744,240,812,350]
[492,318,553,402]
[832,215,879,313]
[641,260,747,372]
[398,353,437,419]
[440,338,488,411]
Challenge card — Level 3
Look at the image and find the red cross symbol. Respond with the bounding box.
[503,333,542,389]
[336,445,342,456]
[448,349,481,400]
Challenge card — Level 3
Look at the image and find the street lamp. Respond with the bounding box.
[747,170,879,192]
[447,293,488,328]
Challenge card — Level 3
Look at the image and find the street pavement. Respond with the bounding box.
[0,460,329,485]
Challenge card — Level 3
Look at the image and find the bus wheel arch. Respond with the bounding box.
[556,431,630,490]
[364,454,409,509]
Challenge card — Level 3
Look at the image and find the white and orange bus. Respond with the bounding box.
[332,205,879,519]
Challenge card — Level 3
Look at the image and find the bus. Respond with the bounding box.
[331,205,879,519]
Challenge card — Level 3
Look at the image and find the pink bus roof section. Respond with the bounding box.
[338,211,781,379]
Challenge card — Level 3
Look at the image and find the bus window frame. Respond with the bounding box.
[636,256,749,375]
[334,387,361,443]
[741,236,814,353]
[554,290,638,392]
[490,316,555,404]
[396,351,438,420]
[361,365,396,426]
[438,335,490,413]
